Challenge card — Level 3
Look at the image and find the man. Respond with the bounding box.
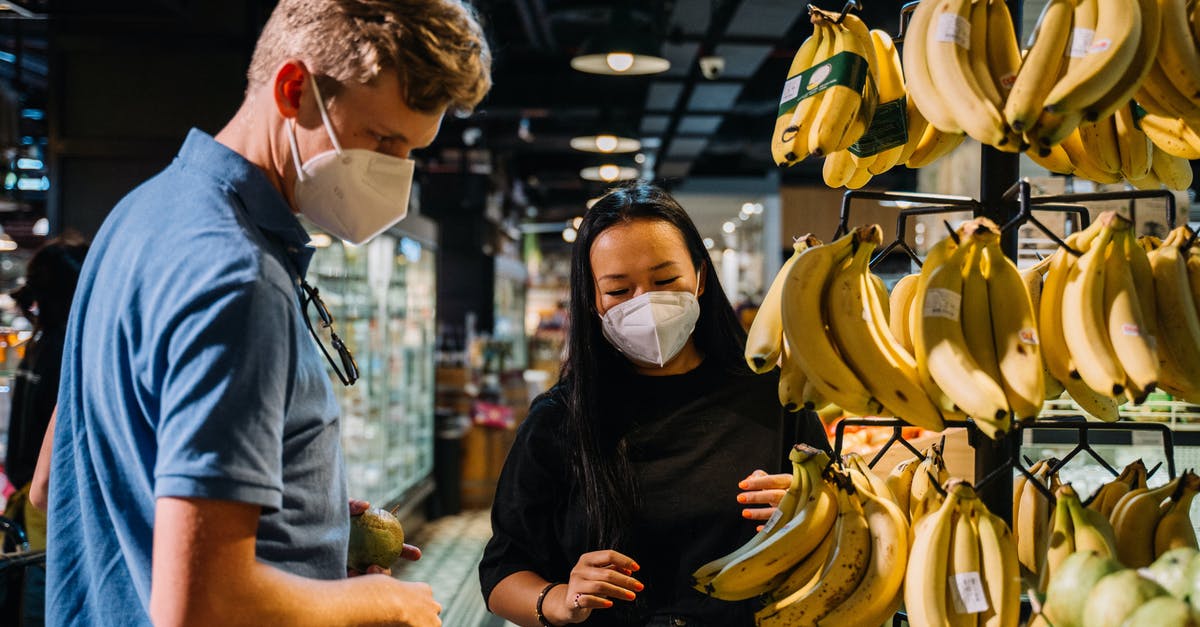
[45,1,490,625]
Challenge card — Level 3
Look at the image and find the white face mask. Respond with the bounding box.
[600,279,701,368]
[287,73,416,246]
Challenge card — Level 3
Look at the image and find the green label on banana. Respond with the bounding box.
[777,51,869,116]
[848,97,907,158]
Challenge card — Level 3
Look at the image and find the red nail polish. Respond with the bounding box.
[604,600,614,608]
[634,582,645,591]
[742,509,752,518]
[626,591,636,600]
[736,494,747,503]
[631,562,641,571]
[738,481,749,489]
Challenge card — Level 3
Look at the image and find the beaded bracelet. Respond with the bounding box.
[536,582,562,627]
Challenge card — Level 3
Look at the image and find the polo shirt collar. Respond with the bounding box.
[175,128,315,276]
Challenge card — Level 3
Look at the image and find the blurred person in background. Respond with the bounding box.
[42,1,490,625]
[479,183,829,627]
[1,234,88,627]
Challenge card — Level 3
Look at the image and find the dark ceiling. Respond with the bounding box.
[0,0,922,229]
[453,0,918,222]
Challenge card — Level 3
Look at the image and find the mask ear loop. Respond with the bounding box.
[286,69,344,184]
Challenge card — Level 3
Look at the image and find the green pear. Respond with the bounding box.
[1082,569,1169,627]
[1148,547,1200,599]
[347,507,406,572]
[1120,596,1200,627]
[1042,551,1122,627]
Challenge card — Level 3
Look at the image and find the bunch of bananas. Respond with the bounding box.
[1028,102,1196,190]
[1110,470,1200,568]
[908,218,1045,438]
[1040,484,1120,592]
[1085,458,1149,519]
[1038,211,1161,418]
[884,440,950,522]
[773,7,968,188]
[770,225,948,430]
[1133,0,1200,136]
[904,480,1021,627]
[1013,458,1061,582]
[1142,228,1200,404]
[692,446,912,627]
[771,9,878,169]
[904,0,1022,150]
[692,445,837,601]
[754,457,910,626]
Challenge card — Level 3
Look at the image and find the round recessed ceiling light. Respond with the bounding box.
[580,165,639,182]
[570,134,641,154]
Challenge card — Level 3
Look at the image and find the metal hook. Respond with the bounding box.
[808,0,861,23]
[894,0,921,42]
[943,220,960,245]
[1183,225,1199,253]
[1146,460,1164,480]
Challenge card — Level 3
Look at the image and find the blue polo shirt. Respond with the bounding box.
[47,129,348,625]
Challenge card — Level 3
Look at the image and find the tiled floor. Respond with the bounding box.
[392,508,515,627]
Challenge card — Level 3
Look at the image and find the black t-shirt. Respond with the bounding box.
[478,359,830,626]
[5,326,64,488]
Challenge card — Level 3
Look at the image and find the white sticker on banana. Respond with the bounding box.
[1069,28,1095,58]
[950,571,990,614]
[934,13,971,48]
[923,288,962,321]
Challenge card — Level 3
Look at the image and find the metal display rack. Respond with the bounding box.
[807,174,1183,522]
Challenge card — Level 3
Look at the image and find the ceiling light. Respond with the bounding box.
[722,221,736,234]
[580,165,638,182]
[309,233,333,248]
[563,227,578,243]
[703,238,715,250]
[570,134,641,154]
[572,216,583,229]
[570,5,670,76]
[32,217,48,236]
[634,153,646,164]
[586,197,601,209]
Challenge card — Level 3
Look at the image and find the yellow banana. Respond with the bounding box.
[747,236,819,373]
[1004,0,1073,132]
[924,0,1008,146]
[1114,101,1154,180]
[906,123,967,169]
[700,446,837,599]
[887,457,918,518]
[1060,127,1125,183]
[918,224,1010,432]
[1041,487,1074,594]
[777,339,808,412]
[780,230,881,416]
[984,241,1046,421]
[772,26,825,166]
[1102,224,1159,402]
[975,499,1021,627]
[1061,218,1125,397]
[757,478,872,625]
[903,0,963,133]
[1085,0,1161,121]
[947,498,982,627]
[866,29,907,175]
[889,273,920,354]
[1154,471,1200,558]
[898,94,933,166]
[1063,484,1118,559]
[822,148,856,188]
[1148,234,1200,398]
[1140,112,1200,160]
[1151,144,1196,190]
[1026,142,1076,175]
[985,0,1022,100]
[1077,116,1123,174]
[1156,0,1200,107]
[808,19,870,157]
[826,228,945,431]
[1113,476,1181,568]
[906,481,967,627]
[816,485,909,627]
[1044,0,1143,114]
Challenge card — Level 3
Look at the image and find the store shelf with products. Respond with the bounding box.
[304,218,438,511]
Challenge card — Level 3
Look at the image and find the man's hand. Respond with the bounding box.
[347,499,422,577]
[152,496,442,626]
[737,469,792,529]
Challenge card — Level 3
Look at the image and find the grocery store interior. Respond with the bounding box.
[0,0,1198,625]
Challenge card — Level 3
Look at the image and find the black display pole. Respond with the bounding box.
[972,0,1024,524]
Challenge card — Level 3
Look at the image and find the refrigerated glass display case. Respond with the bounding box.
[303,219,438,508]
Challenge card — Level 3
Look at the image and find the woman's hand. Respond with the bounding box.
[346,499,421,577]
[546,550,643,625]
[737,469,792,529]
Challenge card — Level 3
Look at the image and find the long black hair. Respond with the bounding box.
[560,182,750,550]
[12,233,89,332]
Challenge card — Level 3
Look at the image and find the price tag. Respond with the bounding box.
[1121,323,1141,337]
[924,288,962,321]
[1069,28,1095,58]
[780,76,802,105]
[934,13,971,49]
[950,572,990,614]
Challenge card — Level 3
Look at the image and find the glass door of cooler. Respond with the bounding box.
[303,225,437,508]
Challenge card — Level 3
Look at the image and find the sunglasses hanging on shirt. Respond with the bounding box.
[299,279,360,386]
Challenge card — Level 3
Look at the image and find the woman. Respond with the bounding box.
[479,183,829,627]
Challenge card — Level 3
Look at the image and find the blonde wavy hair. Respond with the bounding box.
[248,0,491,114]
